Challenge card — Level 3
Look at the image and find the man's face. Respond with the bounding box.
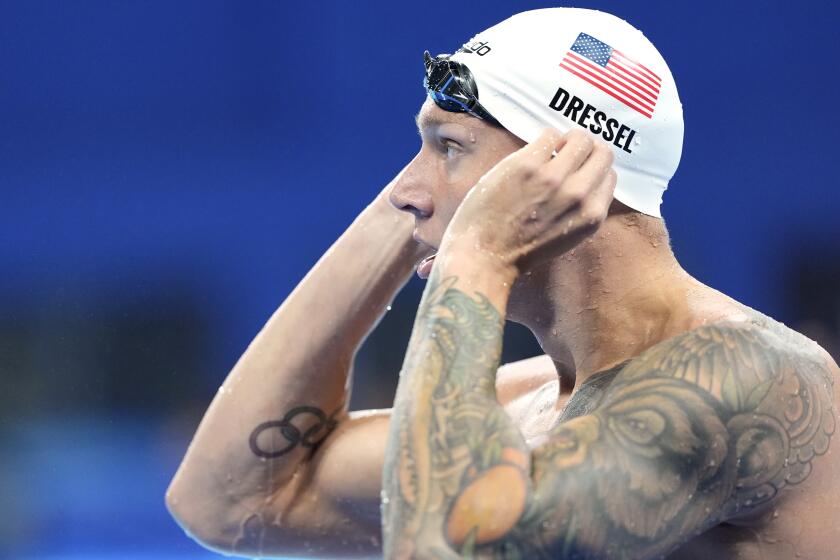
[388,98,526,251]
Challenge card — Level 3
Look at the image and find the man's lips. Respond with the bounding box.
[417,253,436,279]
[413,230,438,279]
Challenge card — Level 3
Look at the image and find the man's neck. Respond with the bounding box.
[506,216,708,395]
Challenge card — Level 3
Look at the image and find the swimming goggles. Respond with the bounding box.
[423,51,500,126]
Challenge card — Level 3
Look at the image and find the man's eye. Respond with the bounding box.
[442,140,461,157]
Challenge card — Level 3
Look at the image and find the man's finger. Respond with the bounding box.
[543,129,596,180]
[518,127,566,164]
[566,140,614,190]
[587,167,618,216]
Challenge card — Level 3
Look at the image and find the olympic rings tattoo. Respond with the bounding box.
[249,405,339,458]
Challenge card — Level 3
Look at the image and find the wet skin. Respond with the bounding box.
[377,102,839,558]
[226,101,839,558]
[506,317,840,560]
[380,268,838,559]
[233,312,839,559]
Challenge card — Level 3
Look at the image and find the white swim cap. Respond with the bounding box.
[449,8,684,217]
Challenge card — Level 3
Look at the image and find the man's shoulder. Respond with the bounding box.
[601,313,837,520]
[616,314,836,458]
[624,312,836,391]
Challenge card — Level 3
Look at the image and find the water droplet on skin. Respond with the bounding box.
[386,305,392,311]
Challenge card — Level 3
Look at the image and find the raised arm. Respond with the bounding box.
[165,176,432,555]
[382,253,836,558]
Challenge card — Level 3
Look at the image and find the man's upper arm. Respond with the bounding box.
[489,323,835,559]
[222,358,548,557]
[211,409,390,558]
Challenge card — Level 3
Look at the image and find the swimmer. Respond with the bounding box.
[166,8,839,559]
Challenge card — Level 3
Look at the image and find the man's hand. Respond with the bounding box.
[440,128,617,275]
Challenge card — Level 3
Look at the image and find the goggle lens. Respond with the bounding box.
[422,51,499,126]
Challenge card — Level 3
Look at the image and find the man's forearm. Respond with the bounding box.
[382,245,529,558]
[167,189,429,541]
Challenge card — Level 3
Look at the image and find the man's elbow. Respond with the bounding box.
[165,486,240,555]
[165,487,308,557]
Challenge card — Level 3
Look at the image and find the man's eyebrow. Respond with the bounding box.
[414,111,445,132]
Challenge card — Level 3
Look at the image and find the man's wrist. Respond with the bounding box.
[436,238,519,289]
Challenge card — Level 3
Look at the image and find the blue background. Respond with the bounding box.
[2,0,839,558]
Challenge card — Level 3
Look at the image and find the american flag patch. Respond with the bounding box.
[560,33,661,119]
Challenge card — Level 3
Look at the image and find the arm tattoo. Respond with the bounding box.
[383,272,529,558]
[506,325,836,559]
[249,405,340,458]
[382,269,836,559]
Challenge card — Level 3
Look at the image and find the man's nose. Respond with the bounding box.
[388,156,433,219]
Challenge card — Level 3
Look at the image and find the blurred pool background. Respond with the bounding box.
[2,0,839,557]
